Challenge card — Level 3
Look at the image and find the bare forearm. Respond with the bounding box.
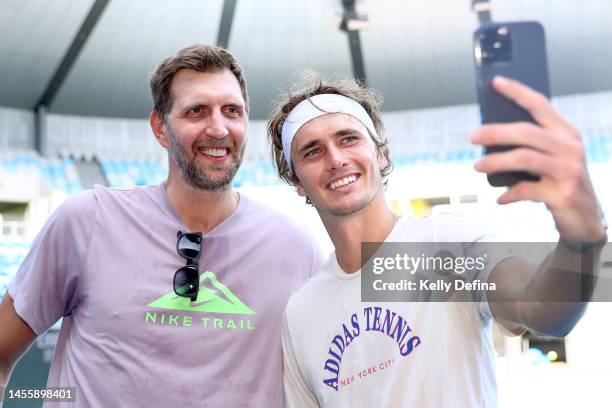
[520,237,605,335]
[490,236,606,336]
[522,237,605,335]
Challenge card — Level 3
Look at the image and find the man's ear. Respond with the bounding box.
[295,178,307,198]
[150,111,169,149]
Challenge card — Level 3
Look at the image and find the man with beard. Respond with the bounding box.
[0,45,323,407]
[267,75,606,407]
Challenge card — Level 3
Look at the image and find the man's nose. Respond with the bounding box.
[205,110,228,139]
[326,145,347,170]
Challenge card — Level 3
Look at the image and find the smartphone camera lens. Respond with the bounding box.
[480,26,512,64]
[497,26,509,36]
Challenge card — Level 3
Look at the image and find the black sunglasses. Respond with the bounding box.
[174,231,203,301]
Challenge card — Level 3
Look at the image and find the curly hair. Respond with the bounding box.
[267,72,392,187]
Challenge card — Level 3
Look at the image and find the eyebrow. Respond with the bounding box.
[297,139,321,155]
[334,128,361,137]
[296,127,363,155]
[177,98,245,110]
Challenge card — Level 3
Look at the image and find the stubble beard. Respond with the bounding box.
[166,125,244,192]
[317,194,373,217]
[313,175,382,217]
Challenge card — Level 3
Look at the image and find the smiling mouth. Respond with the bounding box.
[197,147,229,157]
[328,174,360,190]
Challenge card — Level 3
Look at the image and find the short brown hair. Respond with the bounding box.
[150,44,249,121]
[267,72,392,186]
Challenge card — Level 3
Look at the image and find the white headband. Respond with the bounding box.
[280,94,377,165]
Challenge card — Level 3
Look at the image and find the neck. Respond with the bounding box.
[320,192,397,274]
[164,170,239,233]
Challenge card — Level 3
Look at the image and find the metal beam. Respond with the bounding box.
[216,0,238,49]
[35,0,110,109]
[471,0,492,24]
[347,31,367,85]
[35,105,47,155]
[340,0,368,85]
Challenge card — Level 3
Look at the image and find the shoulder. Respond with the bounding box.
[50,189,98,222]
[284,255,336,317]
[51,184,163,228]
[33,189,99,244]
[87,184,167,217]
[91,183,160,204]
[394,212,489,242]
[240,193,319,246]
[240,193,295,222]
[393,212,486,241]
[430,211,493,242]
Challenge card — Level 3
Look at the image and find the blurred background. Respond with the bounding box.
[1,0,611,406]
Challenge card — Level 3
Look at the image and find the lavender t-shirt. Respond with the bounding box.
[9,184,324,407]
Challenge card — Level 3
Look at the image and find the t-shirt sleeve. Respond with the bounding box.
[7,191,97,335]
[282,310,319,408]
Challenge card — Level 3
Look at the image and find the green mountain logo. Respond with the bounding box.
[148,271,255,315]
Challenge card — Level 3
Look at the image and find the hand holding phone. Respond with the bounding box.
[471,23,607,260]
[474,21,550,186]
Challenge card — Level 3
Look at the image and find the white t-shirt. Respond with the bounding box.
[282,214,506,407]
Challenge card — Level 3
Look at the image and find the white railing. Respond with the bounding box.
[3,89,612,160]
[1,220,26,236]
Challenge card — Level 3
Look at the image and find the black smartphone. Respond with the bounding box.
[473,21,551,187]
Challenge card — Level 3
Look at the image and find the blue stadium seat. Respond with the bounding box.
[1,151,83,195]
[0,235,31,301]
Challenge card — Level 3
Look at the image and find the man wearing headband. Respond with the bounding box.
[0,45,323,407]
[267,74,606,406]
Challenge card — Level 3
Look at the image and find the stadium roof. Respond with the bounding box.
[1,0,611,120]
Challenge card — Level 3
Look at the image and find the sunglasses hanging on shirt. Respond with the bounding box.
[174,231,203,301]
